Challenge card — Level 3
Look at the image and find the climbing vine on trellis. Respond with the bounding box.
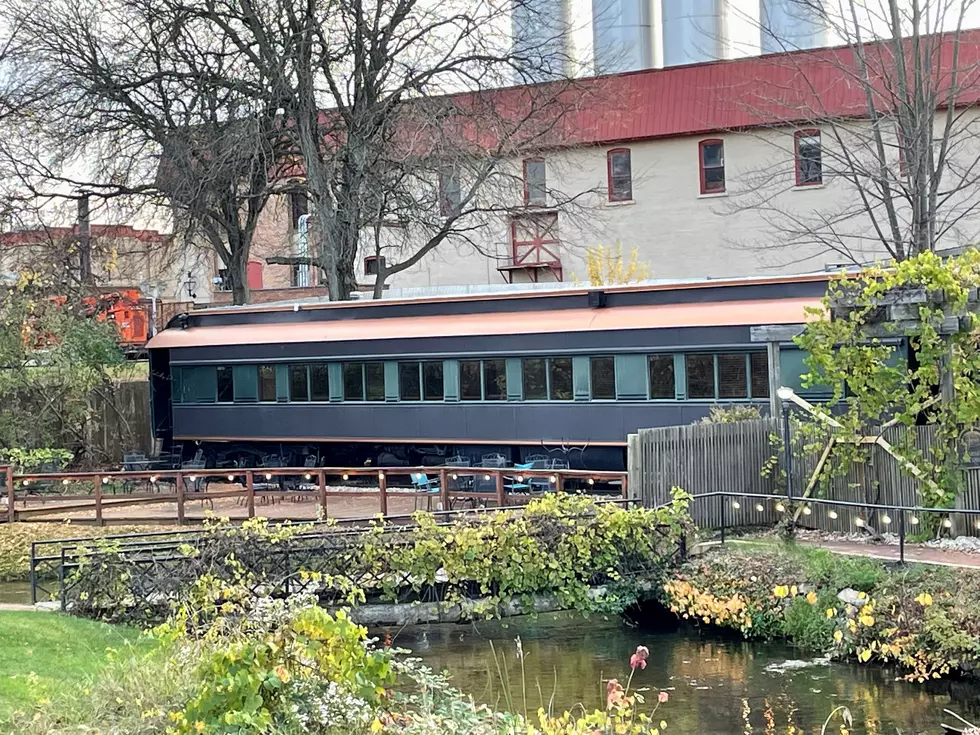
[796,250,980,509]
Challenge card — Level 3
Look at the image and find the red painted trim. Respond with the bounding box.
[698,139,725,194]
[606,148,632,202]
[794,129,822,186]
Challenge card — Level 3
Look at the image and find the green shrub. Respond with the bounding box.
[782,593,837,650]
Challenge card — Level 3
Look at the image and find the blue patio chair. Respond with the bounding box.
[412,472,441,511]
[504,462,534,493]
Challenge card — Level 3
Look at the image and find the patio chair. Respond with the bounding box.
[504,462,533,494]
[480,453,507,468]
[180,460,206,492]
[411,473,441,512]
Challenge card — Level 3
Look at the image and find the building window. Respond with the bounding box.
[289,191,308,231]
[399,362,422,401]
[459,359,506,400]
[343,363,363,401]
[422,362,444,401]
[289,364,310,402]
[511,212,560,267]
[523,358,548,399]
[717,353,748,399]
[648,356,674,399]
[439,169,461,216]
[310,364,330,401]
[216,366,234,403]
[686,354,715,399]
[607,149,632,202]
[795,129,822,186]
[343,362,385,401]
[364,255,385,276]
[523,357,573,400]
[523,158,547,205]
[699,139,725,194]
[590,356,616,400]
[258,365,277,402]
[750,352,770,398]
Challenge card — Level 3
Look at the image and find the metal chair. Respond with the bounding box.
[411,472,441,511]
[504,462,533,494]
[180,460,206,492]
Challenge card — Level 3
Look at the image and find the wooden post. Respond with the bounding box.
[378,472,388,516]
[555,471,564,494]
[621,473,629,500]
[318,470,327,518]
[439,468,449,512]
[767,341,782,417]
[246,471,255,518]
[176,472,185,525]
[94,474,103,526]
[5,466,15,523]
[495,471,505,507]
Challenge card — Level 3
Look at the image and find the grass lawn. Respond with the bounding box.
[0,611,146,725]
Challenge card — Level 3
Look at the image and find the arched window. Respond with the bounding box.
[523,158,547,205]
[698,139,725,194]
[606,148,632,202]
[794,129,822,186]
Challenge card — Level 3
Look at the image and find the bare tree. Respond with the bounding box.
[185,0,594,300]
[3,0,294,304]
[729,0,980,267]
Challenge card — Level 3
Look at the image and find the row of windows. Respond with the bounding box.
[173,352,772,405]
[515,131,825,208]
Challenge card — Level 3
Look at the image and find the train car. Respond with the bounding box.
[145,274,834,470]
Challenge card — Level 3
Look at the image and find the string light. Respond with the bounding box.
[516,475,524,482]
[62,479,70,486]
[451,474,458,480]
[22,480,29,487]
[150,476,157,484]
[305,474,312,480]
[550,475,558,483]
[944,518,953,528]
[802,506,812,516]
[828,510,838,519]
[342,473,349,481]
[189,476,197,482]
[484,474,491,480]
[910,516,920,526]
[228,474,235,481]
[881,514,892,525]
[732,501,740,509]
[588,478,595,486]
[974,519,980,530]
[102,477,109,485]
[265,473,272,480]
[415,473,423,480]
[378,472,385,479]
[755,503,765,512]
[775,502,785,512]
[855,518,864,527]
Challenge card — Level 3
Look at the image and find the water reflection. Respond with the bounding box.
[385,612,980,734]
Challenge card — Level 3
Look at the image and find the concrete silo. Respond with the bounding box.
[512,0,573,82]
[592,0,654,73]
[661,0,725,66]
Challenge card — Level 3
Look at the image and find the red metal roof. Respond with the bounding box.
[0,225,171,246]
[475,29,980,147]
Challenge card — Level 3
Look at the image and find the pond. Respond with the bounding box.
[387,612,980,734]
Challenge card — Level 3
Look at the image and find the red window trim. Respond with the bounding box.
[510,211,560,266]
[698,139,725,195]
[794,129,822,187]
[606,148,632,202]
[523,157,546,205]
[364,255,386,276]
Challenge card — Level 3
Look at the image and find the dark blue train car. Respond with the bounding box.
[145,274,832,470]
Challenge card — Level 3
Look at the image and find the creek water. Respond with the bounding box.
[0,581,32,605]
[388,612,980,735]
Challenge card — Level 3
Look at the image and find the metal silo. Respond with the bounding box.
[512,0,572,82]
[661,0,724,67]
[592,0,653,73]
[760,0,827,52]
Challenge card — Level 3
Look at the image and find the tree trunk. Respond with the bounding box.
[228,241,250,305]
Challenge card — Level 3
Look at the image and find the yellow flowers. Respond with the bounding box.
[915,592,934,607]
[833,630,843,644]
[857,648,872,663]
[859,614,875,627]
[773,585,789,599]
[826,607,838,619]
[806,591,818,605]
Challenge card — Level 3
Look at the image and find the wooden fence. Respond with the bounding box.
[1,465,627,526]
[85,380,154,461]
[628,419,980,537]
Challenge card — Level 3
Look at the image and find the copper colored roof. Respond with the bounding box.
[148,297,821,350]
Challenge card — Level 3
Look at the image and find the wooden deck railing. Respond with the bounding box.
[1,465,629,525]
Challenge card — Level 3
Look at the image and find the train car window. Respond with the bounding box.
[718,353,748,399]
[289,365,310,402]
[686,355,715,399]
[523,358,548,400]
[549,358,573,400]
[648,355,675,399]
[310,364,330,401]
[399,362,422,401]
[460,360,482,400]
[750,352,769,398]
[422,362,444,401]
[590,357,616,400]
[365,363,385,402]
[343,363,364,400]
[216,366,234,403]
[483,359,507,401]
[258,365,277,402]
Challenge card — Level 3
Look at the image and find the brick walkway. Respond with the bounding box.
[797,538,980,569]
